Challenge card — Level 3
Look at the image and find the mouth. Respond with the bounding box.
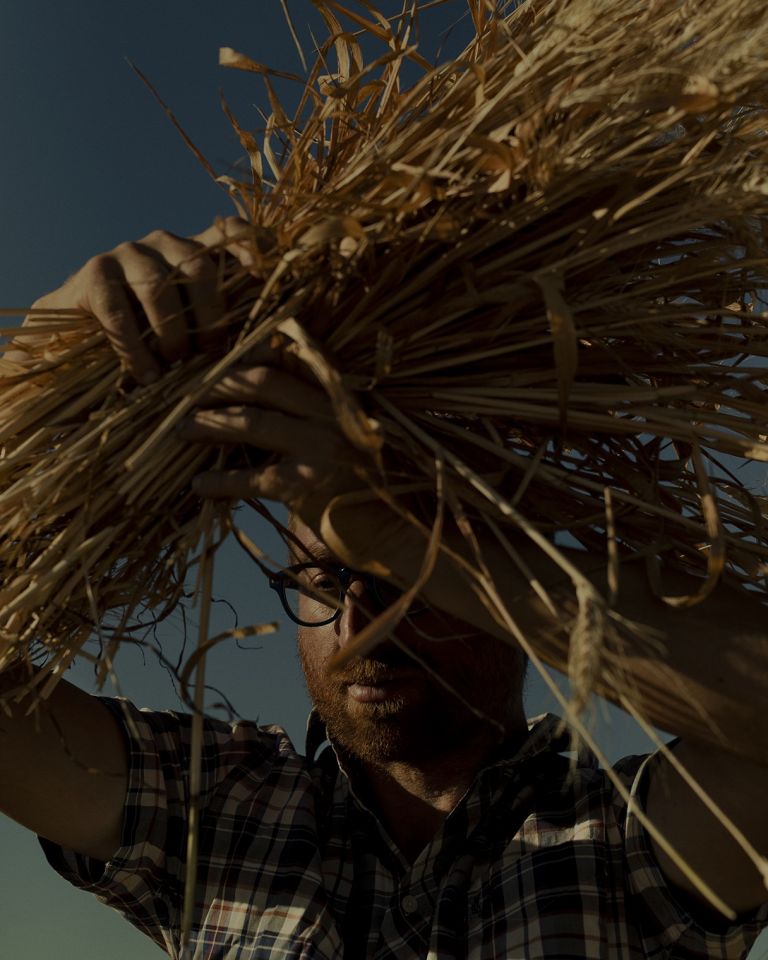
[345,669,422,704]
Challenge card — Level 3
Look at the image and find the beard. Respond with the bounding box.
[299,629,527,766]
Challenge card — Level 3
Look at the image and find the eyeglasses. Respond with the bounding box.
[269,561,429,628]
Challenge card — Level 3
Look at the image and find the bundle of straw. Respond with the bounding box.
[2,0,768,722]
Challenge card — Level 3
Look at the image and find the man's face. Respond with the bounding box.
[292,520,527,766]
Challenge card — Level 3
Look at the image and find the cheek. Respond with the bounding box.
[399,609,483,654]
[297,626,339,686]
[408,629,522,686]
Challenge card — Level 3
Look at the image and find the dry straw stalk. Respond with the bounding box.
[2,2,768,895]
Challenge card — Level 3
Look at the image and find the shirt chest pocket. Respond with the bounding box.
[193,896,344,960]
[191,809,344,960]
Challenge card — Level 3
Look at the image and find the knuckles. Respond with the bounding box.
[83,252,116,280]
[241,366,275,390]
[113,241,142,258]
[218,216,250,235]
[210,366,279,399]
[183,256,217,285]
[141,228,181,247]
[27,292,54,312]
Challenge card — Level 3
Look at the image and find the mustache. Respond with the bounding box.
[335,644,420,684]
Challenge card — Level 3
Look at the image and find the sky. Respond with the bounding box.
[1,2,766,958]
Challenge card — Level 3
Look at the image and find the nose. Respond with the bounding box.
[337,575,377,649]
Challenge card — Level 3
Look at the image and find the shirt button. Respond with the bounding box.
[402,894,420,915]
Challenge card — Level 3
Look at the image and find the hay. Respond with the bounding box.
[3,0,768,712]
[4,0,768,922]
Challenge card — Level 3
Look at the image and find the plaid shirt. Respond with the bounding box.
[41,700,768,959]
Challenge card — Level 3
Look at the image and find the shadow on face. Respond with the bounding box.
[287,516,528,765]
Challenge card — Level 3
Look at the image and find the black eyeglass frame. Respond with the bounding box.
[269,561,428,628]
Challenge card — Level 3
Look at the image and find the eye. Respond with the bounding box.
[307,568,342,591]
[279,563,343,597]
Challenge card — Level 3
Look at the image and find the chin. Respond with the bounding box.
[319,701,416,763]
[320,698,497,767]
[336,722,429,766]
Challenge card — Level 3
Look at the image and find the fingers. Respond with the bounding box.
[192,462,314,501]
[180,403,366,525]
[178,364,367,516]
[132,229,227,353]
[179,406,348,460]
[201,367,334,420]
[110,241,189,363]
[19,260,160,383]
[191,216,267,269]
[100,221,252,374]
[191,462,361,520]
[75,254,164,383]
[24,221,248,384]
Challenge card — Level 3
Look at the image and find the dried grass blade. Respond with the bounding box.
[278,317,383,455]
[127,60,220,186]
[604,487,619,606]
[535,271,578,434]
[218,47,306,83]
[279,0,309,72]
[180,504,216,959]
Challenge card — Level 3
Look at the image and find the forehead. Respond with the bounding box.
[287,517,338,564]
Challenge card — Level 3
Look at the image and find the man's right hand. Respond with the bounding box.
[16,216,256,384]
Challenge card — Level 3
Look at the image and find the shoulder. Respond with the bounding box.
[519,714,652,820]
[98,697,307,787]
[516,716,656,848]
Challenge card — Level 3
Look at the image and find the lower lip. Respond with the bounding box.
[347,683,393,703]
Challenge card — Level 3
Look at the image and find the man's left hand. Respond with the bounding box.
[177,364,372,535]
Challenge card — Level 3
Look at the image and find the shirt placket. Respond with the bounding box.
[373,845,438,960]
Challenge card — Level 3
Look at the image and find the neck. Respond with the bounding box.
[355,721,528,861]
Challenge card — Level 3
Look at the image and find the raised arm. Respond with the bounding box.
[0,666,127,861]
[1,217,254,860]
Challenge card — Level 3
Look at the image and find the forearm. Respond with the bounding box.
[647,739,768,916]
[0,672,128,860]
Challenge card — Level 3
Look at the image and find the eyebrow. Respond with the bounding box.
[292,541,339,564]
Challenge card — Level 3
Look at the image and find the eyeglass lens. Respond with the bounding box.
[280,564,427,626]
[281,565,346,624]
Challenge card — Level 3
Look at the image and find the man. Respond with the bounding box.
[2,220,768,958]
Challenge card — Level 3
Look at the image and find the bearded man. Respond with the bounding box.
[1,222,767,959]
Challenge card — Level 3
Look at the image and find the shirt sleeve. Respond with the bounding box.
[38,697,286,956]
[612,749,768,959]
